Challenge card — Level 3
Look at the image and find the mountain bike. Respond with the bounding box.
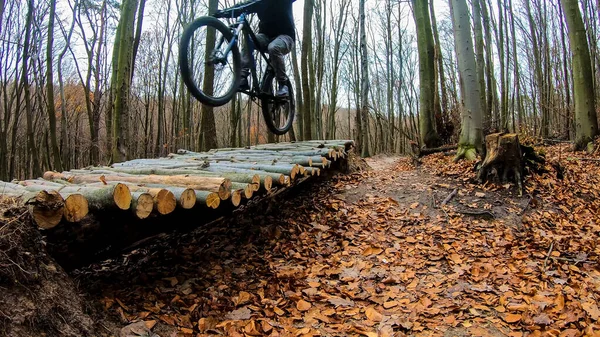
[178,0,295,135]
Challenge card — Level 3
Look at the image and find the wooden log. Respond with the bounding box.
[417,145,458,157]
[167,187,197,209]
[81,183,132,211]
[74,168,263,192]
[43,171,231,200]
[206,163,299,180]
[131,192,154,219]
[122,185,176,215]
[62,193,89,222]
[26,190,65,230]
[230,189,243,207]
[0,182,27,191]
[153,189,177,215]
[195,190,220,209]
[231,182,254,199]
[303,167,321,176]
[201,166,285,186]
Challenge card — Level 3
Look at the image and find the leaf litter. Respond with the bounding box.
[77,145,599,336]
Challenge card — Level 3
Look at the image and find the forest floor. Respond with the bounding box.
[70,143,600,337]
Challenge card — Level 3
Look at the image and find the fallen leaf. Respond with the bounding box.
[365,307,383,322]
[363,247,383,256]
[504,313,522,323]
[327,297,355,308]
[226,307,252,320]
[296,299,312,312]
[533,313,553,325]
[234,291,252,306]
[582,302,600,321]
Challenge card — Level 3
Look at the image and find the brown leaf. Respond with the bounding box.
[504,313,522,323]
[296,299,312,312]
[365,307,383,322]
[383,301,398,309]
[582,302,600,321]
[532,313,553,325]
[327,297,355,308]
[244,320,262,336]
[234,291,253,306]
[226,307,252,320]
[363,247,383,256]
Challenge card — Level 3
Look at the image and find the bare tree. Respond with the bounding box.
[450,0,483,161]
[414,0,440,148]
[561,0,598,150]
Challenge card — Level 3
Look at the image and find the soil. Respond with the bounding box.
[0,200,96,337]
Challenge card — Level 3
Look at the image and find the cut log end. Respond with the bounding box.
[27,190,65,230]
[205,192,221,209]
[263,176,273,191]
[155,189,177,215]
[218,179,232,200]
[64,194,89,223]
[179,188,197,209]
[231,190,243,207]
[132,193,154,219]
[114,183,132,210]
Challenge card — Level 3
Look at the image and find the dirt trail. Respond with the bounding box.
[76,151,599,337]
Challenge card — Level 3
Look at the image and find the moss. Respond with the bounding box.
[454,144,478,162]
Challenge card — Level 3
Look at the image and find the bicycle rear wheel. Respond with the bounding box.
[260,70,295,135]
[179,16,241,107]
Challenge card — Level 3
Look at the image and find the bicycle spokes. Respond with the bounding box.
[186,24,237,99]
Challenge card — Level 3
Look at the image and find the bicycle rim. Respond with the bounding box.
[260,72,295,135]
[179,17,241,107]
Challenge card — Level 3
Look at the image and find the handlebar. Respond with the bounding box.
[213,0,263,19]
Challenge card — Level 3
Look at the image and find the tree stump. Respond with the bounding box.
[477,133,523,196]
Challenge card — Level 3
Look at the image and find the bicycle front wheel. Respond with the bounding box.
[260,71,295,135]
[179,16,241,107]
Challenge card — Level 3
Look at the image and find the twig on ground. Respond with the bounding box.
[543,241,554,271]
[441,189,458,207]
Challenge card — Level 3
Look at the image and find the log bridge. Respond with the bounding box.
[0,140,354,268]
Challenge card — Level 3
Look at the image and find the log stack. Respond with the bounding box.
[0,140,354,268]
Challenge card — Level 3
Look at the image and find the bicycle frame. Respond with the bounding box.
[212,12,275,99]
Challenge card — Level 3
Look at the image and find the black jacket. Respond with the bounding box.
[255,0,296,41]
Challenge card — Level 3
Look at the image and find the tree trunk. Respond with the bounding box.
[199,0,219,151]
[23,0,42,178]
[414,0,440,149]
[480,0,494,131]
[359,0,370,157]
[45,0,62,171]
[450,0,484,161]
[301,0,314,140]
[561,0,599,150]
[112,0,139,163]
[472,0,487,132]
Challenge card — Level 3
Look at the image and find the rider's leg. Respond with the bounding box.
[240,34,269,89]
[267,35,294,97]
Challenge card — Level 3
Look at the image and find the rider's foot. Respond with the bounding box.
[276,83,289,97]
[239,76,250,91]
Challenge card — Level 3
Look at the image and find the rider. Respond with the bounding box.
[238,0,296,97]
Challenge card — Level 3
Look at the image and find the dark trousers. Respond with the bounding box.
[241,33,294,83]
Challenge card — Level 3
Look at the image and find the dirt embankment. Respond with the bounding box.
[0,201,96,337]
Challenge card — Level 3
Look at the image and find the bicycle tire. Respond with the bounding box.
[179,16,241,107]
[260,70,295,135]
